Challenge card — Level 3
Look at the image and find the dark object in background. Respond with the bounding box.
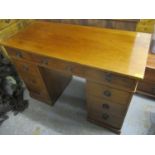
[0,50,28,125]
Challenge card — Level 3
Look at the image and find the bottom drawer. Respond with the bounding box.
[88,111,124,129]
[137,81,155,96]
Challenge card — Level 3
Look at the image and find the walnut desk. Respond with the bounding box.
[0,22,151,133]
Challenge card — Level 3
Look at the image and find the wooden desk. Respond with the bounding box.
[0,22,151,133]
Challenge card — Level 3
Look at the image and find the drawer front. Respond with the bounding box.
[21,75,44,90]
[144,68,155,82]
[26,81,48,97]
[31,53,86,76]
[11,58,39,75]
[86,81,132,105]
[87,96,128,117]
[6,47,32,61]
[86,69,137,91]
[137,81,155,95]
[71,64,86,77]
[31,54,71,72]
[11,58,50,99]
[88,111,124,129]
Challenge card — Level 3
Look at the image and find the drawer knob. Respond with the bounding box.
[66,66,73,72]
[103,90,111,97]
[102,113,109,120]
[16,52,23,58]
[102,104,110,109]
[23,64,29,71]
[105,73,113,82]
[42,59,48,65]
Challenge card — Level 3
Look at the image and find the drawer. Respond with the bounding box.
[71,64,86,77]
[86,81,133,105]
[88,111,124,129]
[31,53,86,76]
[85,69,137,91]
[22,74,50,100]
[144,68,155,82]
[5,47,32,61]
[137,81,155,96]
[11,58,39,75]
[87,96,128,117]
[26,81,48,97]
[22,75,44,90]
[31,54,72,73]
[11,58,50,99]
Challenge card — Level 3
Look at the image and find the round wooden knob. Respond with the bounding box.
[66,66,73,72]
[103,90,111,97]
[105,73,113,82]
[102,104,110,109]
[102,113,109,120]
[23,64,29,71]
[42,59,48,65]
[16,52,22,58]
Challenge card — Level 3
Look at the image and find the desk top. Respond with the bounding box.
[0,21,151,79]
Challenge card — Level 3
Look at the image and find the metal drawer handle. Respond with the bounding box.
[16,52,23,58]
[105,73,113,82]
[41,59,48,65]
[103,90,111,97]
[102,113,109,120]
[102,104,110,109]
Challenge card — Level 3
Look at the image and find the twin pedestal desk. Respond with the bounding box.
[0,22,151,133]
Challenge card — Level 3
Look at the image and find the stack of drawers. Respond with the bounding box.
[86,69,137,132]
[6,47,51,104]
[137,53,155,97]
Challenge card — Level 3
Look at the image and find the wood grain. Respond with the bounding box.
[86,81,133,105]
[0,21,151,79]
[11,58,51,103]
[86,95,128,116]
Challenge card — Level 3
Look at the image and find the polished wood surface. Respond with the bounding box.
[85,68,137,92]
[11,58,51,104]
[0,21,151,79]
[1,21,147,133]
[87,96,128,116]
[86,81,133,105]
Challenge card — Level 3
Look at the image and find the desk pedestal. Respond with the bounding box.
[7,47,137,134]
